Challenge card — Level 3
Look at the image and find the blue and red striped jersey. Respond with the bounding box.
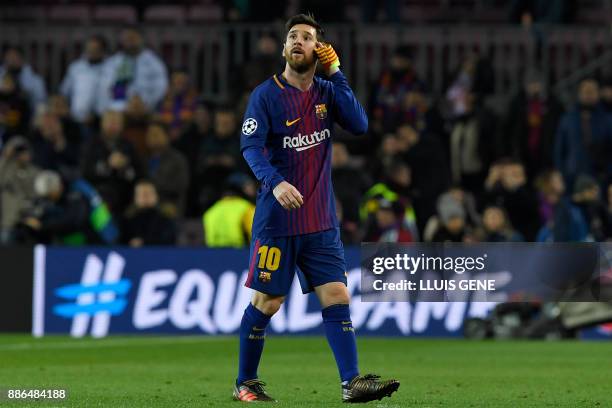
[240,70,367,238]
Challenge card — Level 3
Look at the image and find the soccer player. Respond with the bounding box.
[234,14,400,403]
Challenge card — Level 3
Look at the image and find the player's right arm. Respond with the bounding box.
[240,87,303,210]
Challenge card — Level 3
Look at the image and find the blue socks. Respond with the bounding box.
[237,303,271,384]
[322,304,359,383]
[237,303,359,385]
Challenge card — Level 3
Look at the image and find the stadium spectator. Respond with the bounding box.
[554,78,612,189]
[571,174,612,241]
[536,186,589,243]
[484,159,541,241]
[29,106,80,180]
[123,95,152,160]
[0,72,30,142]
[60,35,108,124]
[0,136,39,244]
[331,141,371,227]
[361,0,400,23]
[396,124,450,233]
[368,133,401,181]
[97,27,168,113]
[509,0,574,25]
[430,193,469,242]
[0,46,47,111]
[232,33,281,104]
[361,161,419,240]
[156,68,199,142]
[477,205,524,242]
[533,169,597,241]
[534,169,565,226]
[601,77,612,114]
[363,198,414,242]
[203,172,255,248]
[445,51,495,117]
[16,171,117,245]
[48,94,83,142]
[145,123,189,218]
[398,82,446,139]
[174,100,213,217]
[422,188,481,242]
[369,46,424,134]
[335,196,361,245]
[195,105,241,210]
[447,91,499,197]
[174,100,213,169]
[504,69,563,178]
[445,186,482,227]
[121,180,176,247]
[81,110,142,215]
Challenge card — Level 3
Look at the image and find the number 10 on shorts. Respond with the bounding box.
[257,245,281,283]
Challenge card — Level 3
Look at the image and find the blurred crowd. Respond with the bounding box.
[0,25,611,248]
[0,1,580,25]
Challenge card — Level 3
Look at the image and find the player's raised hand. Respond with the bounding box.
[315,42,340,76]
[273,181,304,210]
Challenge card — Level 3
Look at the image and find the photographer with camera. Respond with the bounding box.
[17,170,118,245]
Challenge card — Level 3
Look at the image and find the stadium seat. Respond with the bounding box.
[92,5,137,24]
[0,6,46,22]
[144,5,186,24]
[186,5,223,23]
[48,5,91,24]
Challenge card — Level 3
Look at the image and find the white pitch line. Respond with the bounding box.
[0,336,232,351]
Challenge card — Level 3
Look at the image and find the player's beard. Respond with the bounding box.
[284,48,316,74]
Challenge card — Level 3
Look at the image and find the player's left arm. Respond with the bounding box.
[315,42,368,135]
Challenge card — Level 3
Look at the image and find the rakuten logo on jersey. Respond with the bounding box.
[283,128,330,152]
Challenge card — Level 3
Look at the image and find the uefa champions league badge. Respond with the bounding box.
[242,118,258,135]
[315,104,327,119]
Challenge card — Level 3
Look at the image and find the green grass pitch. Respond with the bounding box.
[0,334,610,407]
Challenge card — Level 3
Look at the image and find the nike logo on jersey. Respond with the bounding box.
[296,142,322,152]
[285,117,301,126]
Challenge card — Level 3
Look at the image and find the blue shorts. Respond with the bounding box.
[245,228,347,296]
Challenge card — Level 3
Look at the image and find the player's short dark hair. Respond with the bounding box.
[285,14,324,41]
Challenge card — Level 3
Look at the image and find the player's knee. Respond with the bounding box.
[320,285,350,307]
[259,298,284,315]
[252,293,285,316]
